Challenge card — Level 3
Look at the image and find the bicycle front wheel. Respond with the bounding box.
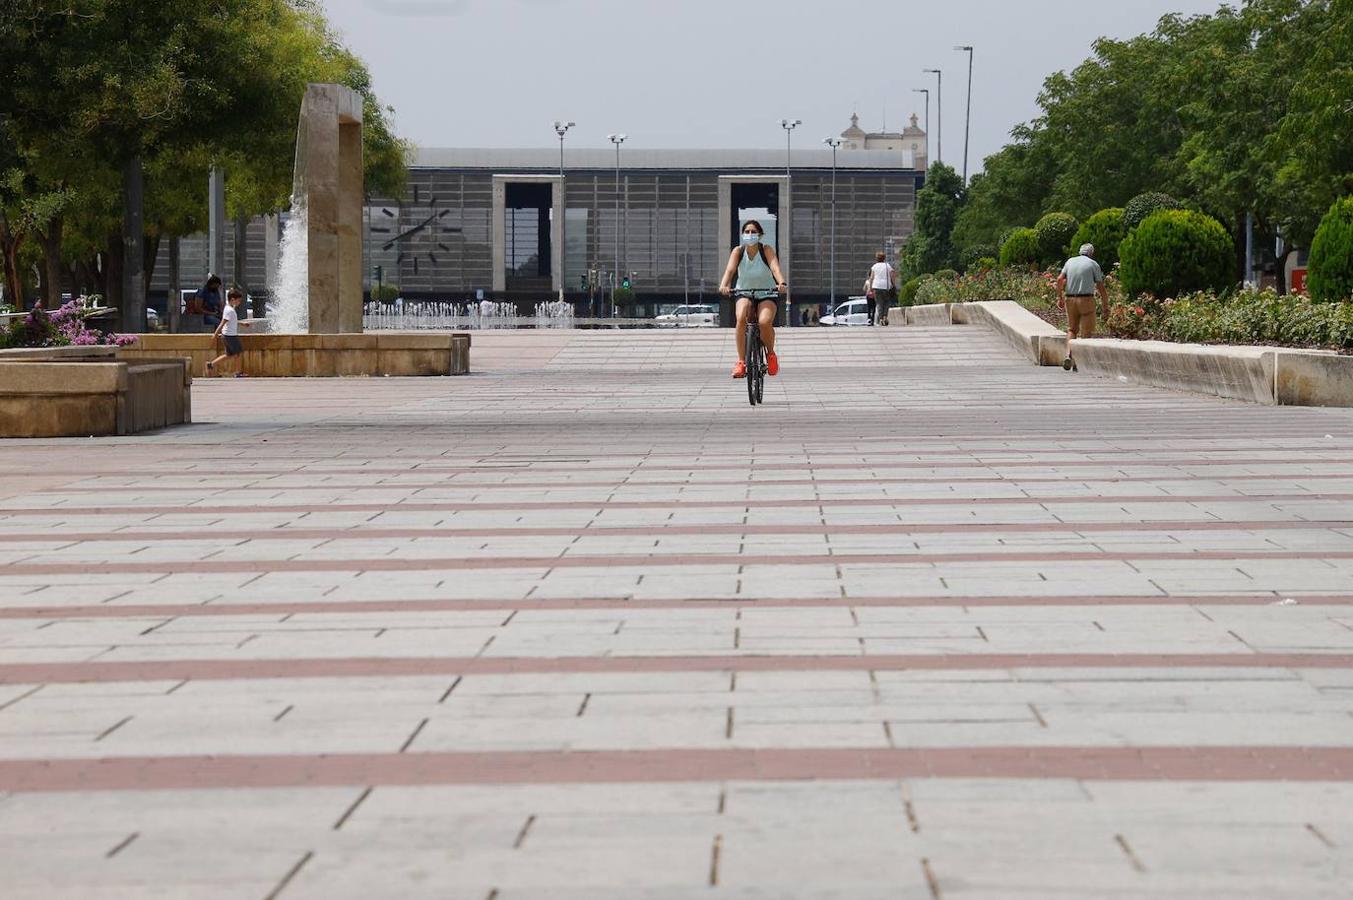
[746,323,761,407]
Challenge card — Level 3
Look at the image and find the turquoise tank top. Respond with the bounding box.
[736,247,776,291]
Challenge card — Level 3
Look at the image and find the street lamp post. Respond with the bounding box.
[954,46,974,184]
[912,88,930,167]
[779,118,800,326]
[823,137,843,311]
[553,120,574,303]
[607,133,627,319]
[922,69,942,165]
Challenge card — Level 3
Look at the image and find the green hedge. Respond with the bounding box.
[1123,192,1182,231]
[898,277,923,307]
[1034,213,1079,267]
[1118,209,1233,299]
[1309,197,1353,303]
[999,228,1040,268]
[1071,208,1126,271]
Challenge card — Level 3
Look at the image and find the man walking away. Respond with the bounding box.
[1056,243,1108,371]
[866,251,896,326]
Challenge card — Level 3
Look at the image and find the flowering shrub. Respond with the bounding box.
[1,300,136,349]
[1104,287,1353,350]
[907,266,1065,309]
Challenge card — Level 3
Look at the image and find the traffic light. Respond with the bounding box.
[580,274,587,291]
[621,275,631,290]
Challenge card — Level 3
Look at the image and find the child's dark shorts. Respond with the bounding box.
[224,335,243,356]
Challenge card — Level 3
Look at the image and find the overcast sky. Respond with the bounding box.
[321,0,1228,174]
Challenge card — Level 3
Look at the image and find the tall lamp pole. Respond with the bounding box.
[912,88,930,168]
[922,69,942,165]
[779,118,800,326]
[954,46,974,184]
[607,133,627,318]
[823,137,843,310]
[553,120,574,303]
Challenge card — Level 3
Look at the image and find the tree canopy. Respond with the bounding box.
[951,0,1348,268]
[0,0,409,305]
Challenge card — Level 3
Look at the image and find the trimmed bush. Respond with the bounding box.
[999,228,1040,268]
[898,277,923,307]
[1308,197,1353,303]
[1034,213,1079,267]
[1118,209,1234,299]
[1070,208,1126,271]
[1123,192,1182,231]
[934,268,960,281]
[973,256,997,272]
[370,283,400,303]
[959,243,998,272]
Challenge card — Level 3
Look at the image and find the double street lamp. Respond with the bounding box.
[607,132,627,318]
[553,120,574,303]
[822,137,843,309]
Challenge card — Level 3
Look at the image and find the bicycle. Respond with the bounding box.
[737,289,779,407]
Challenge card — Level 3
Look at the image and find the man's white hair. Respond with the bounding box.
[1079,243,1096,257]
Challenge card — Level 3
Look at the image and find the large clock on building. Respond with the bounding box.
[372,187,460,276]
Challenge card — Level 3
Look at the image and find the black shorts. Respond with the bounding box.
[223,335,243,356]
[735,293,778,308]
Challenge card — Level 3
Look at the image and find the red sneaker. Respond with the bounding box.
[766,351,779,376]
[731,359,747,379]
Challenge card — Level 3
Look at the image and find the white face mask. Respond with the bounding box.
[741,233,761,246]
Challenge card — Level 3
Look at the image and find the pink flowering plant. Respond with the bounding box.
[1,299,136,349]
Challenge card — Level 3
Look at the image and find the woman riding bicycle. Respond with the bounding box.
[719,220,787,379]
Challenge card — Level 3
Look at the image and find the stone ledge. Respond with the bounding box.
[0,358,191,437]
[950,301,1065,365]
[1070,339,1278,404]
[121,332,471,377]
[1274,350,1353,407]
[900,304,953,326]
[0,345,119,361]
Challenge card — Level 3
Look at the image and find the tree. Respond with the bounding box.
[898,163,966,281]
[951,133,1057,254]
[1308,197,1353,303]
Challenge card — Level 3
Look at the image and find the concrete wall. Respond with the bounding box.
[121,333,471,378]
[0,354,192,437]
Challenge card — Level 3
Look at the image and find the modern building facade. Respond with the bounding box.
[153,135,925,321]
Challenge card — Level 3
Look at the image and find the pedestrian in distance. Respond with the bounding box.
[205,288,252,377]
[193,274,224,328]
[865,251,896,326]
[1055,243,1109,372]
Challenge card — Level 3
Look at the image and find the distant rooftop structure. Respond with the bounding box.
[413,146,919,172]
[839,112,927,168]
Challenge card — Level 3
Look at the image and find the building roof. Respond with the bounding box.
[412,147,918,171]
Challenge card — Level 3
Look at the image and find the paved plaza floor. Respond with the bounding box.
[4,325,1353,898]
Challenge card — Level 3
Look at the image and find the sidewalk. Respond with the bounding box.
[3,327,1353,898]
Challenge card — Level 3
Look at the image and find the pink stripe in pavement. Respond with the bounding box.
[4,594,1350,621]
[4,548,1353,578]
[1,492,1350,517]
[4,652,1352,685]
[2,519,1349,545]
[34,472,1353,495]
[3,746,1353,792]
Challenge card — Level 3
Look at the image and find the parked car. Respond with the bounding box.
[655,304,717,327]
[819,297,871,326]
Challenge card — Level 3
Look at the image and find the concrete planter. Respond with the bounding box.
[0,347,192,437]
[120,332,471,378]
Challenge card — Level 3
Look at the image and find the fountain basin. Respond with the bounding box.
[121,332,469,377]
